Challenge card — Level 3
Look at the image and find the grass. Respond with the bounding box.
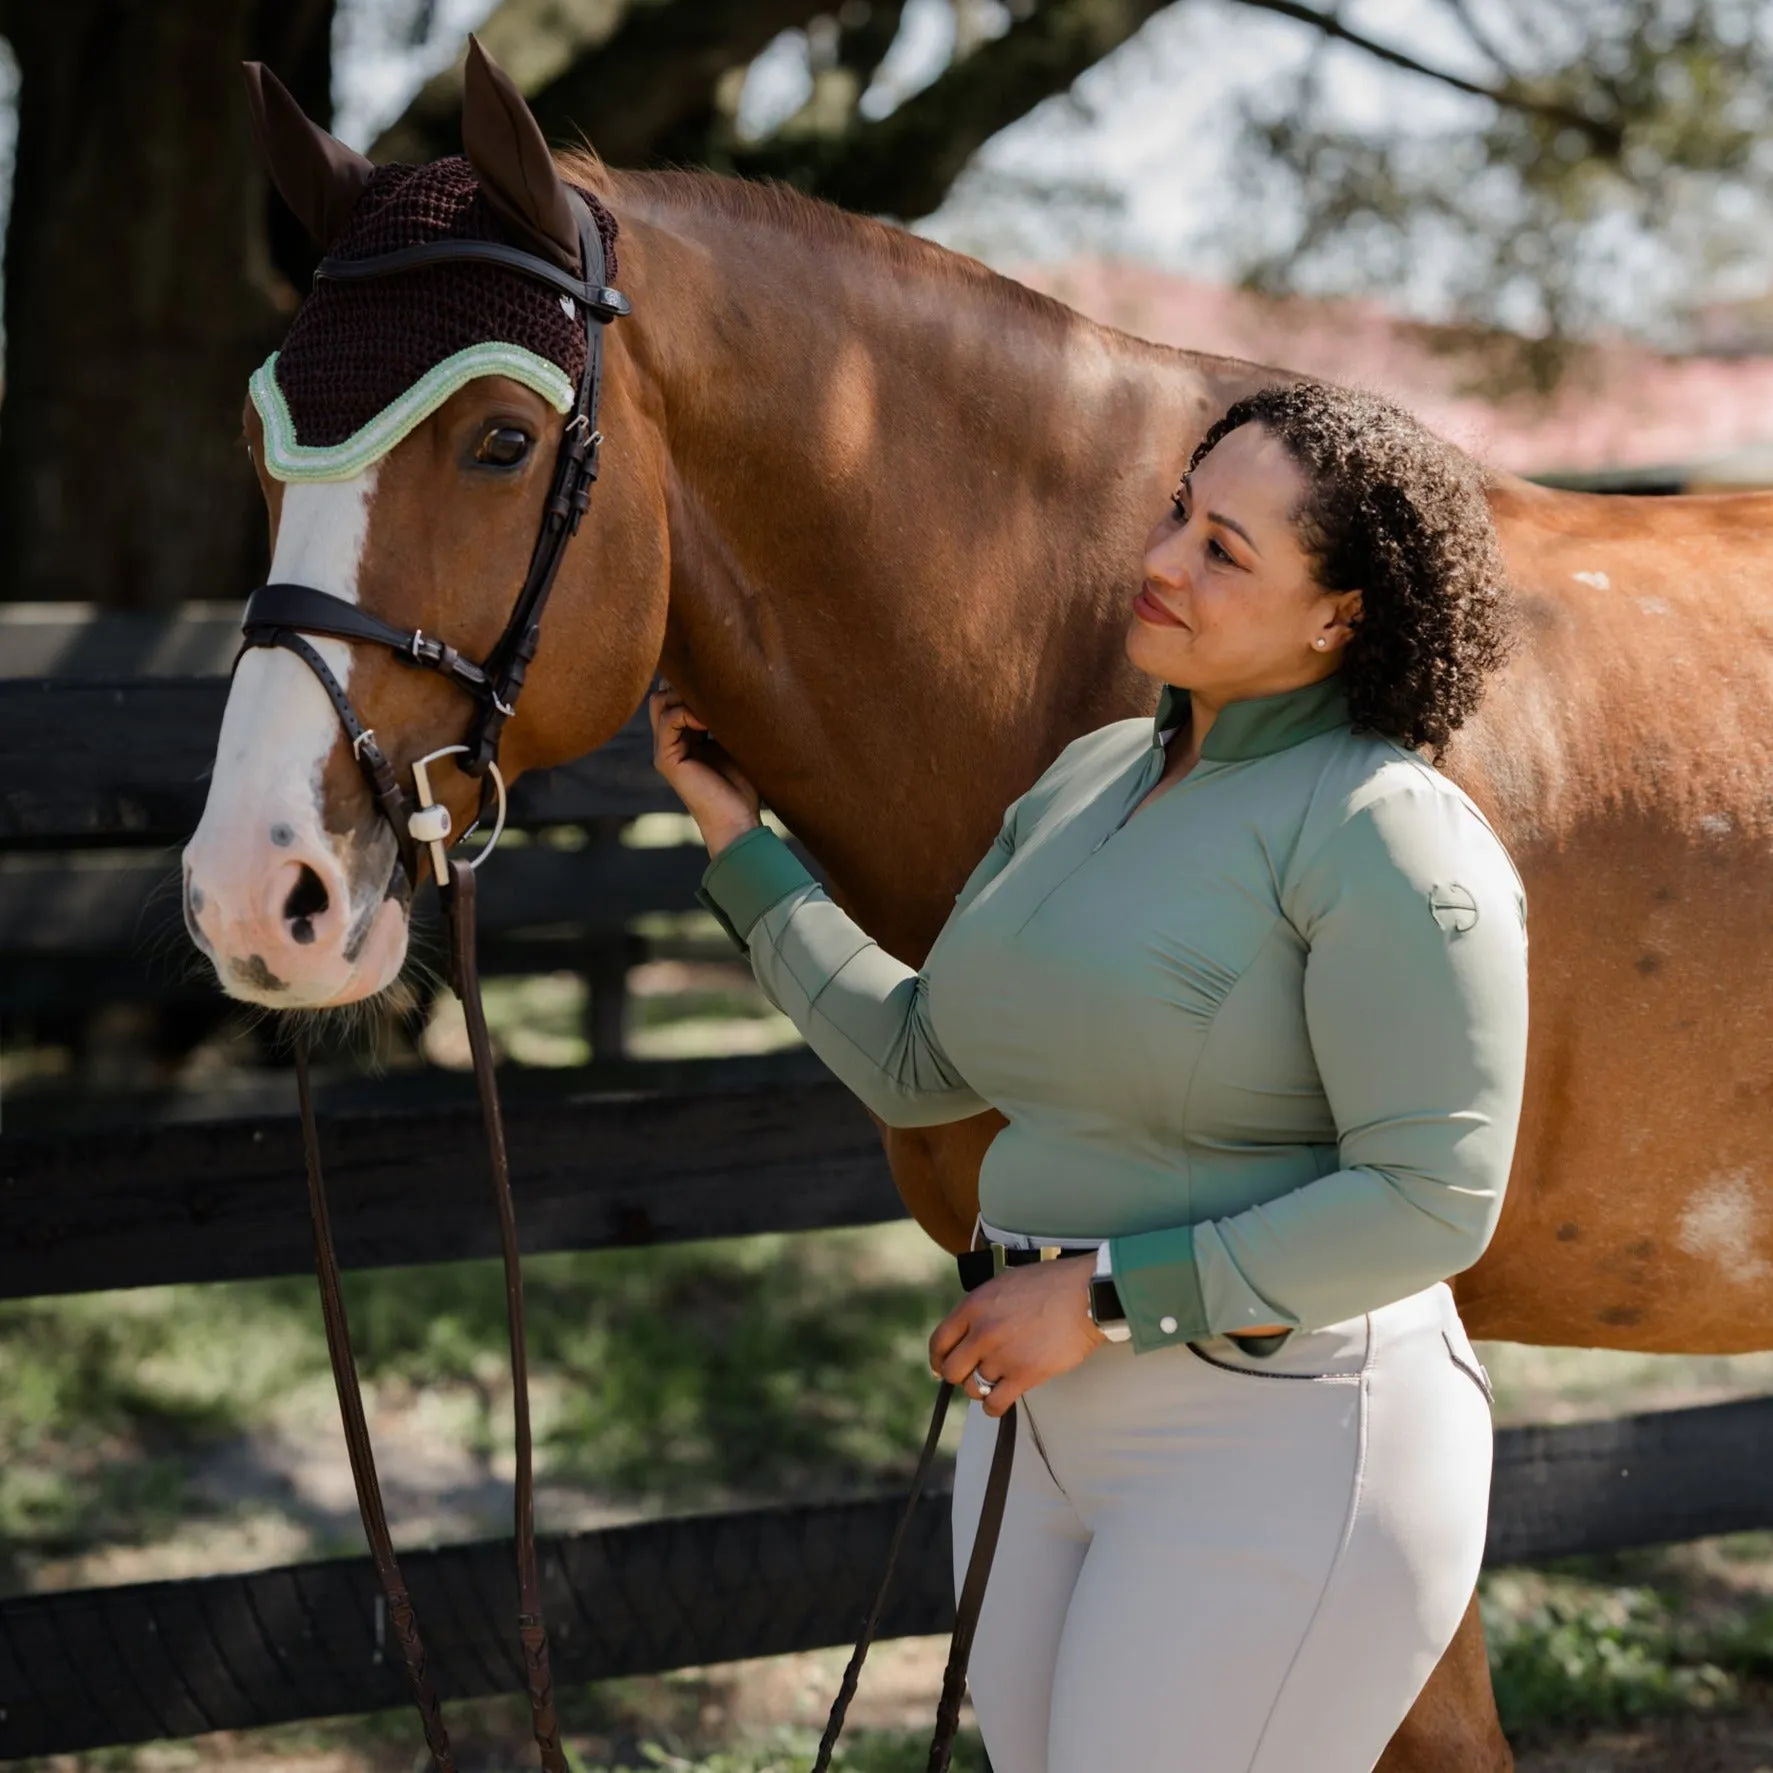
[1483,1568,1739,1734]
[0,1224,961,1591]
[0,1280,321,1581]
[1478,1538,1773,1741]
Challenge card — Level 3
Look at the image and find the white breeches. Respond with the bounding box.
[951,1281,1493,1773]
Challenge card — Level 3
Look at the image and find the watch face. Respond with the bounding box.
[1089,1275,1125,1326]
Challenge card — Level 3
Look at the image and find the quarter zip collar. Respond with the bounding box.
[1154,674,1351,762]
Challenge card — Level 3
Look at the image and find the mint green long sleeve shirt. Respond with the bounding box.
[697,675,1528,1355]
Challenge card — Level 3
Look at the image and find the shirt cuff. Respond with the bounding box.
[1107,1224,1209,1354]
[696,826,816,951]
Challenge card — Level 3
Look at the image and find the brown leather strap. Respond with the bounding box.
[812,1379,956,1773]
[928,1402,1015,1773]
[443,858,565,1771]
[293,1038,456,1772]
[812,1380,1017,1773]
[291,859,563,1771]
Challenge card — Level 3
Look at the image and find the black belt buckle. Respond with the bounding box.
[957,1241,1088,1292]
[955,1248,995,1293]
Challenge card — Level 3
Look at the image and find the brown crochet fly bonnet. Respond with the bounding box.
[244,44,617,482]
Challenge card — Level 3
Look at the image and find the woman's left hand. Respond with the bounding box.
[929,1258,1106,1418]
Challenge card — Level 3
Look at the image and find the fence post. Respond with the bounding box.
[584,817,635,1063]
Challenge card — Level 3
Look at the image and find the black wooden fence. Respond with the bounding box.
[6,605,1773,1761]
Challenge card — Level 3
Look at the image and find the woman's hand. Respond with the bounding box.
[929,1258,1106,1418]
[649,678,762,858]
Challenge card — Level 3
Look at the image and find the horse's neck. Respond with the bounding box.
[617,175,1260,959]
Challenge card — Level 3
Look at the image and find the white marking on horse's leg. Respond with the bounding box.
[1675,1172,1771,1283]
[1571,569,1611,591]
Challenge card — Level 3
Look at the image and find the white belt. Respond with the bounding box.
[978,1217,1104,1254]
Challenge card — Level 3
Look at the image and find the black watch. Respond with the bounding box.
[1087,1264,1132,1343]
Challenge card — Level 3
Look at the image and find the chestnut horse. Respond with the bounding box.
[184,71,1773,1773]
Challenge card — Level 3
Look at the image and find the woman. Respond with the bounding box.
[650,381,1527,1773]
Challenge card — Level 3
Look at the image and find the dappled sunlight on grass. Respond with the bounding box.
[0,1225,959,1592]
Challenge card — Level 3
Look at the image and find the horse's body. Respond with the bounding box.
[614,170,1773,1354]
[186,150,1773,1773]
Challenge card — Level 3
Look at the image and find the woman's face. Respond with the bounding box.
[1125,422,1362,706]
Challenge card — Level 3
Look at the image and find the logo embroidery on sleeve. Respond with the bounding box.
[1429,884,1480,934]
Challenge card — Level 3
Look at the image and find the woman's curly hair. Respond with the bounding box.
[1188,381,1514,755]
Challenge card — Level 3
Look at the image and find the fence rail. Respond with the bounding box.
[7,606,1773,1760]
[10,1390,1773,1760]
[0,1069,903,1297]
[0,680,671,846]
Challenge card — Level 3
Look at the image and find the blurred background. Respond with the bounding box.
[8,5,1773,1769]
[6,0,1773,616]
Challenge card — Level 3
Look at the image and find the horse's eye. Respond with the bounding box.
[476,427,531,467]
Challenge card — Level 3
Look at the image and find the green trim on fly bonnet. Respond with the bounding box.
[250,342,574,483]
[248,152,615,483]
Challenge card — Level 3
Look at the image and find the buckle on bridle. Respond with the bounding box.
[409,743,508,881]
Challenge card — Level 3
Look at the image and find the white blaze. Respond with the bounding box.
[184,468,392,1002]
[221,472,377,818]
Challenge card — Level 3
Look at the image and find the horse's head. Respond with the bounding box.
[184,42,667,1008]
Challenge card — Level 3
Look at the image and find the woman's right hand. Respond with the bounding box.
[649,678,762,858]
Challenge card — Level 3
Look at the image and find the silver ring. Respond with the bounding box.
[970,1369,996,1398]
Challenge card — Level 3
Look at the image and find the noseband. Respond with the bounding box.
[241,195,627,1773]
[239,191,629,893]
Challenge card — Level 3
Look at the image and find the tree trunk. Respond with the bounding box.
[0,0,331,609]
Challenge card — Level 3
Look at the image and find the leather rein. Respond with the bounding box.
[241,192,1005,1773]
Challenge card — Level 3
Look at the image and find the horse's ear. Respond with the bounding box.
[460,36,580,272]
[242,62,374,250]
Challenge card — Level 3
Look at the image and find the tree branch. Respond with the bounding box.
[1437,0,1523,80]
[1227,0,1622,154]
[728,0,1175,219]
[374,0,826,166]
[374,0,630,163]
[534,0,825,165]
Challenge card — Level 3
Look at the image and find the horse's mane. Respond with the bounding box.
[557,150,1093,339]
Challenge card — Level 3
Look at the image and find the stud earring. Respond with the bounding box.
[1313,637,1328,650]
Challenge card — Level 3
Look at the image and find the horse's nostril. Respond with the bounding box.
[284,864,330,945]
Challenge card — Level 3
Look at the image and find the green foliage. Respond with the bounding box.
[1238,0,1773,363]
[1481,1569,1738,1734]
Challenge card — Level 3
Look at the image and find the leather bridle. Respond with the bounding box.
[241,191,629,897]
[242,192,627,1773]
